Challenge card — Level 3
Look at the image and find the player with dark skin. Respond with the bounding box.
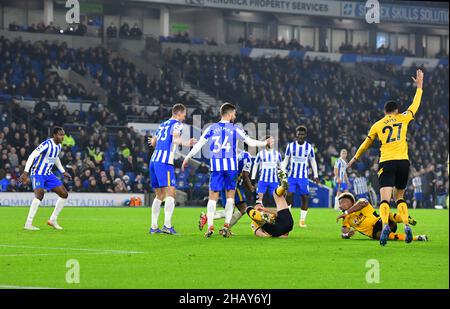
[285,129,320,212]
[19,129,72,201]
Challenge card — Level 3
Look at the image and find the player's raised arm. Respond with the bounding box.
[172,123,196,147]
[237,127,272,148]
[348,126,376,169]
[308,146,319,183]
[406,69,424,118]
[181,126,210,171]
[281,144,290,172]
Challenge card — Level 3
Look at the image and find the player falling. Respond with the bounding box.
[20,127,72,230]
[182,103,272,238]
[336,192,426,242]
[148,104,196,235]
[199,145,254,235]
[348,69,424,246]
[246,169,294,238]
[281,126,319,227]
[333,149,350,209]
[251,136,283,205]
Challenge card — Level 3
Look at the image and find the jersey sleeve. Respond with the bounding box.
[367,124,378,140]
[235,126,248,140]
[278,151,282,163]
[173,121,183,136]
[342,216,351,228]
[242,154,252,173]
[285,144,291,157]
[35,140,50,154]
[309,146,315,158]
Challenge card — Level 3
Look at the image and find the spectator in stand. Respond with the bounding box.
[106,22,118,38]
[119,22,130,38]
[130,23,143,39]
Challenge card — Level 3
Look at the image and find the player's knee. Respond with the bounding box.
[35,191,44,200]
[60,191,69,199]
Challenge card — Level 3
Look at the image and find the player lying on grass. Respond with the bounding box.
[246,170,294,238]
[336,192,427,242]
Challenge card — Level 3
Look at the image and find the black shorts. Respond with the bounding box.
[378,160,410,190]
[372,218,398,239]
[261,209,293,237]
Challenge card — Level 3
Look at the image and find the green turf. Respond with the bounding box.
[0,207,448,289]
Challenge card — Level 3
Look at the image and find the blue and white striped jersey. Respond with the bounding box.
[334,158,348,182]
[202,121,248,172]
[30,139,62,175]
[252,149,282,183]
[412,176,422,193]
[237,150,252,184]
[151,118,183,165]
[353,176,369,195]
[284,141,315,179]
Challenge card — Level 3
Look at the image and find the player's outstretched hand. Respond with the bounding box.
[347,157,356,170]
[19,172,29,185]
[188,138,197,147]
[266,136,274,147]
[63,172,72,180]
[181,159,189,172]
[412,69,424,89]
[336,213,347,223]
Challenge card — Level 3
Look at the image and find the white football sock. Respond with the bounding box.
[164,196,175,228]
[26,198,41,226]
[300,210,308,221]
[229,209,243,228]
[334,196,340,210]
[151,198,162,229]
[50,197,67,222]
[214,210,226,219]
[224,198,234,225]
[206,200,217,228]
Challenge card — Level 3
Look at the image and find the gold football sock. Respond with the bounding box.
[389,233,418,241]
[379,200,390,226]
[396,200,409,224]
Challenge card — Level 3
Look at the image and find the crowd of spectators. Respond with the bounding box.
[239,36,314,51]
[106,22,142,40]
[8,21,87,36]
[159,32,218,46]
[164,48,449,206]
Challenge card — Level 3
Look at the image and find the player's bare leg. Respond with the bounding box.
[218,189,235,238]
[150,187,166,234]
[205,191,219,237]
[393,187,413,243]
[24,188,44,230]
[47,185,69,230]
[379,186,394,246]
[161,186,177,234]
[299,195,308,228]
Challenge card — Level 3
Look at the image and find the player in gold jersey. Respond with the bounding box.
[336,193,427,241]
[347,69,424,246]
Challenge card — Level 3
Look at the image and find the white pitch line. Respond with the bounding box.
[0,285,59,289]
[0,244,144,254]
[0,252,140,257]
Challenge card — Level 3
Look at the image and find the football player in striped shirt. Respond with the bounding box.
[334,149,350,209]
[148,104,196,235]
[182,103,272,237]
[251,137,282,205]
[19,127,72,230]
[281,126,319,228]
[352,171,369,200]
[200,146,255,235]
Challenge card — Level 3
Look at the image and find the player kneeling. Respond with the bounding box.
[246,170,293,238]
[336,192,427,242]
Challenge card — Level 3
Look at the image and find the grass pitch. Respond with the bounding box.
[0,207,448,289]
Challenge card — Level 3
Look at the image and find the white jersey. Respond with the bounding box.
[30,139,62,175]
[151,118,183,165]
[284,141,315,179]
[252,149,282,183]
[334,158,348,182]
[353,176,369,195]
[412,176,422,193]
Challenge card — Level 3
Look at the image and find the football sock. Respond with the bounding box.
[50,197,67,222]
[151,198,162,229]
[300,210,308,222]
[207,200,217,228]
[224,198,234,225]
[164,196,175,228]
[214,210,225,219]
[396,199,409,224]
[388,233,418,241]
[379,200,390,226]
[26,198,41,226]
[229,209,243,228]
